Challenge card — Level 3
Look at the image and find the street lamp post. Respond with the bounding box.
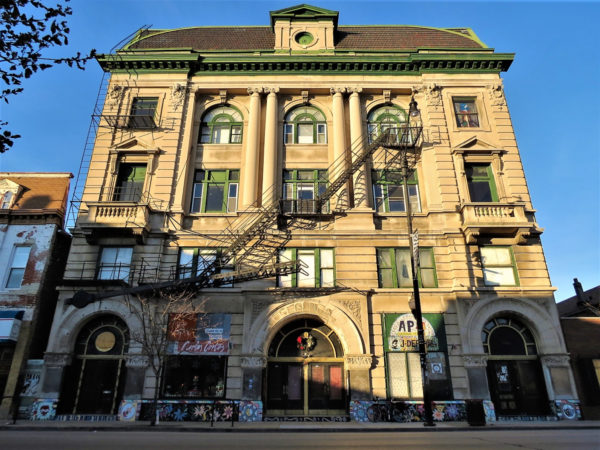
[402,96,435,427]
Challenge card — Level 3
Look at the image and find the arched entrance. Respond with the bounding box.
[483,317,549,416]
[265,318,345,417]
[59,315,129,415]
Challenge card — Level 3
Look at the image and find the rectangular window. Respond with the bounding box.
[387,352,423,399]
[480,246,518,286]
[129,97,158,129]
[376,248,436,288]
[282,169,328,214]
[97,247,133,281]
[465,163,498,202]
[453,98,479,128]
[317,123,327,144]
[189,169,239,213]
[162,355,227,399]
[5,246,31,289]
[372,170,420,213]
[113,163,147,202]
[1,191,14,209]
[278,248,335,288]
[177,248,234,287]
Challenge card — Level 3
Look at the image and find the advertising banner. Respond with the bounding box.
[167,313,231,355]
[383,313,446,352]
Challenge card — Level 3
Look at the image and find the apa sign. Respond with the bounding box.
[167,313,231,355]
[384,313,444,352]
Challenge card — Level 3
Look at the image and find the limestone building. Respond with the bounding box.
[37,5,579,422]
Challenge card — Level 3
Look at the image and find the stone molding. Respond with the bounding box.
[44,352,72,369]
[330,87,347,95]
[107,84,124,109]
[348,87,363,95]
[170,83,187,111]
[487,83,506,109]
[247,87,264,95]
[425,83,442,107]
[345,354,374,370]
[240,355,267,369]
[263,87,280,95]
[125,354,150,368]
[540,354,571,368]
[462,354,489,368]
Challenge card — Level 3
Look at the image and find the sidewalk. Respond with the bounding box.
[1,419,598,432]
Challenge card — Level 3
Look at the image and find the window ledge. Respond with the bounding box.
[374,212,426,217]
[373,287,439,293]
[188,212,239,217]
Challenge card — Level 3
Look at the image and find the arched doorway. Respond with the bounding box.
[59,315,129,415]
[483,317,549,416]
[265,318,345,417]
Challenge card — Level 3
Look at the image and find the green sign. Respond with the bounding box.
[383,313,446,352]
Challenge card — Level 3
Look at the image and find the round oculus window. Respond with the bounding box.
[295,32,314,46]
[95,331,116,352]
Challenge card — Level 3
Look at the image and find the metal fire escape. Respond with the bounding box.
[68,125,421,307]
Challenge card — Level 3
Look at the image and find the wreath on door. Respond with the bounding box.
[296,331,316,355]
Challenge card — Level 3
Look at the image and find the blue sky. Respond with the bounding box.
[1,1,598,300]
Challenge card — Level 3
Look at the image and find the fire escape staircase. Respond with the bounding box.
[67,125,422,308]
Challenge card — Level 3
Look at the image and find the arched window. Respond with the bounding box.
[482,317,538,356]
[367,104,408,143]
[284,105,327,144]
[199,105,243,144]
[268,318,343,358]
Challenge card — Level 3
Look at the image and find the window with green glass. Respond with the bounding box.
[278,248,335,288]
[113,163,147,202]
[283,106,327,144]
[282,169,328,214]
[465,163,498,202]
[376,248,436,288]
[479,246,518,286]
[190,169,239,213]
[199,106,243,144]
[128,97,158,129]
[367,104,409,144]
[372,170,420,213]
[177,247,234,287]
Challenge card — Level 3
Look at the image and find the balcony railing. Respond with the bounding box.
[279,199,330,216]
[460,202,541,243]
[63,260,164,286]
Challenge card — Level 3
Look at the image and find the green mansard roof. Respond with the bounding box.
[123,25,488,52]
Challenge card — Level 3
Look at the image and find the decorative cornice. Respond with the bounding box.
[97,53,514,75]
[345,354,374,370]
[44,352,72,368]
[540,354,571,368]
[125,354,150,368]
[463,354,489,368]
[240,355,267,369]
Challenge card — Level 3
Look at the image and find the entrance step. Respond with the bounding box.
[55,414,118,422]
[264,416,349,422]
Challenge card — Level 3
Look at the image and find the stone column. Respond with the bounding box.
[345,354,373,401]
[40,352,72,399]
[262,88,279,206]
[348,87,371,209]
[240,355,266,400]
[463,354,491,399]
[330,87,348,210]
[241,87,262,209]
[123,354,150,399]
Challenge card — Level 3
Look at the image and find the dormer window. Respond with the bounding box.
[1,191,14,209]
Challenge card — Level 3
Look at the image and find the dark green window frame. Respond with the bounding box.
[465,163,498,202]
[177,247,234,287]
[367,105,408,143]
[190,169,239,213]
[372,170,420,213]
[283,106,327,144]
[282,169,328,213]
[376,247,437,288]
[453,97,480,128]
[199,105,243,144]
[479,246,519,287]
[277,248,335,288]
[128,97,158,129]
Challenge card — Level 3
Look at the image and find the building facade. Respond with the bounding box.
[557,280,600,419]
[0,173,72,419]
[36,5,579,422]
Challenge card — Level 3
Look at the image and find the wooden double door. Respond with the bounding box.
[266,361,345,416]
[487,359,549,416]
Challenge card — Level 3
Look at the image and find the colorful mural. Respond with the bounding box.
[551,400,581,420]
[349,400,466,423]
[134,400,263,422]
[30,399,57,420]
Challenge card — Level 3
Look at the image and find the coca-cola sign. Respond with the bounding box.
[167,313,231,355]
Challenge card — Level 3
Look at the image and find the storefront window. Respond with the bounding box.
[162,356,227,399]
